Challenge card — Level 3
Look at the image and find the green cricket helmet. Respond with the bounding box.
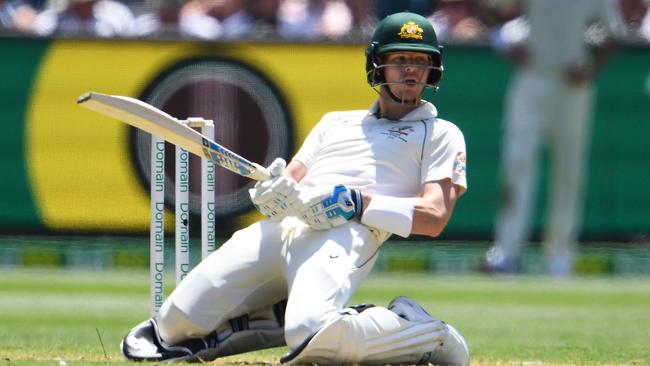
[365,11,443,90]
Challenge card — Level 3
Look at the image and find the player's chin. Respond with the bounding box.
[403,82,425,93]
[386,85,422,103]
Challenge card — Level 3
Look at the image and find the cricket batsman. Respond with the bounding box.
[121,11,470,365]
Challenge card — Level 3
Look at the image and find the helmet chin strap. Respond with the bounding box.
[373,83,423,106]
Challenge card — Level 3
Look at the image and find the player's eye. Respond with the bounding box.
[386,56,430,67]
[387,56,406,64]
[413,57,431,66]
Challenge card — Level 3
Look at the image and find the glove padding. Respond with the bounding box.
[296,185,363,230]
[249,158,300,221]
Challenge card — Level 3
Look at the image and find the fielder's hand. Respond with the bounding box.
[296,185,363,230]
[249,158,300,221]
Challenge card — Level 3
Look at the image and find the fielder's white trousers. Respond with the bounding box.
[157,217,384,349]
[494,68,594,273]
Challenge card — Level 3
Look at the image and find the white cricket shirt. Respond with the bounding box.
[293,101,467,198]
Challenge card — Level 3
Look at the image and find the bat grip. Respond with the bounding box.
[249,163,272,181]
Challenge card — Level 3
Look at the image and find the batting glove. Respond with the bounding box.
[296,185,363,230]
[249,158,300,221]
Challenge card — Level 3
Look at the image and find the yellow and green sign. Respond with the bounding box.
[1,38,649,239]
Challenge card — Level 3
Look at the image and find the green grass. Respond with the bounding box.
[1,268,649,365]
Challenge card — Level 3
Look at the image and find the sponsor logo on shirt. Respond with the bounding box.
[382,125,415,142]
[453,152,466,180]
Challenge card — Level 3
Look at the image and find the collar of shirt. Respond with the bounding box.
[367,100,438,122]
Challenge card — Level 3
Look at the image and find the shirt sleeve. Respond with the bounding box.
[291,113,331,168]
[420,121,467,191]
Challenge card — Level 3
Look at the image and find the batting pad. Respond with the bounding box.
[281,306,468,365]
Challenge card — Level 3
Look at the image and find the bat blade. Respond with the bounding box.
[77,92,270,181]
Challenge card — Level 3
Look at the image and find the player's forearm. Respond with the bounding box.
[410,197,454,237]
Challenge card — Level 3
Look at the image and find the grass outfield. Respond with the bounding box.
[1,268,649,365]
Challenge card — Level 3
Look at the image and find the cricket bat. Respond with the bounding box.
[77,92,271,181]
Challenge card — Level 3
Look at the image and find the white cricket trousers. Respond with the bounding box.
[156,218,384,349]
[494,68,594,273]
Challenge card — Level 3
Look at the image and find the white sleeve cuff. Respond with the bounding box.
[360,195,414,238]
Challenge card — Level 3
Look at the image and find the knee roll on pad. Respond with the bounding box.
[201,301,287,360]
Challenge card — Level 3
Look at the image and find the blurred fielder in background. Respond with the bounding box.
[121,11,469,365]
[480,0,626,276]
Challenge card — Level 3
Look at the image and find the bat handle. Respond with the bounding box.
[248,163,272,181]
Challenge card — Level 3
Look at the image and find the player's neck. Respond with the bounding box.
[377,98,421,120]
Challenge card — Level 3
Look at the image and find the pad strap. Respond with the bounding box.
[350,188,363,219]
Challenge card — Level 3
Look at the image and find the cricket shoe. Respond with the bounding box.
[388,296,470,366]
[120,318,219,362]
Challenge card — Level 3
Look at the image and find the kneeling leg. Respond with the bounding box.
[281,297,469,366]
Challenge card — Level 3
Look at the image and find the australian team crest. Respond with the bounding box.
[398,21,424,40]
[382,125,415,142]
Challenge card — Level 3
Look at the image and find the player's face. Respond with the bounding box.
[382,51,432,102]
